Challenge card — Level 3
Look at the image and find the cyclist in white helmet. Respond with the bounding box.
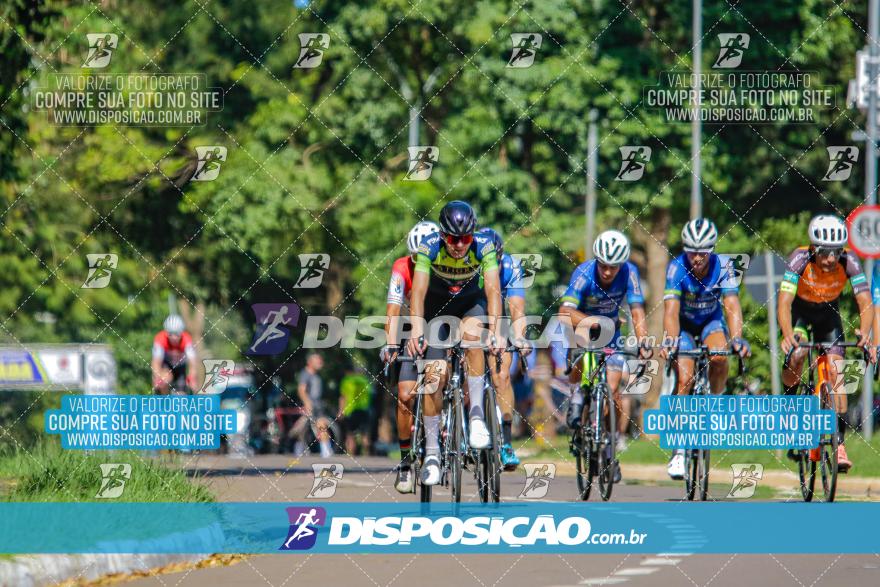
[780,214,876,473]
[559,230,651,482]
[381,220,439,492]
[152,314,198,394]
[661,218,750,480]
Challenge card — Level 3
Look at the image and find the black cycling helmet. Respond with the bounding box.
[438,200,477,236]
[477,227,503,257]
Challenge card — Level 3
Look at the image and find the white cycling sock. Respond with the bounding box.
[467,375,485,420]
[424,415,440,456]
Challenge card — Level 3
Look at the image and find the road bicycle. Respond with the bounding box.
[666,345,744,501]
[783,339,873,503]
[567,346,644,501]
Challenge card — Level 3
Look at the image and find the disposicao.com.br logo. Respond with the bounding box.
[283,511,647,550]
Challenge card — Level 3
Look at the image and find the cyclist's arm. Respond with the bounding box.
[410,254,431,340]
[721,294,744,340]
[483,266,504,343]
[630,304,648,340]
[777,288,796,339]
[855,289,874,345]
[384,303,402,346]
[508,295,527,341]
[662,297,681,344]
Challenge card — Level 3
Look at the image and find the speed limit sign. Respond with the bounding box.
[847,205,880,258]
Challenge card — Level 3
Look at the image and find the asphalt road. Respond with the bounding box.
[118,454,880,587]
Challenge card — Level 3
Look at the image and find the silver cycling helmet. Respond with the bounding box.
[592,230,631,265]
[406,221,440,255]
[163,314,185,335]
[681,218,718,252]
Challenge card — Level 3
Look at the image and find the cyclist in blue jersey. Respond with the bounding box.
[559,230,651,481]
[660,218,750,479]
[477,228,532,470]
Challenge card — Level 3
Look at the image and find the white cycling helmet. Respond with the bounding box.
[681,218,718,252]
[406,221,439,255]
[808,214,848,247]
[163,314,185,335]
[593,230,631,265]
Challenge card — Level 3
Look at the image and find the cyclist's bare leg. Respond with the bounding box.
[675,357,696,395]
[826,352,847,414]
[606,368,628,436]
[396,380,416,451]
[490,351,514,422]
[782,347,808,389]
[704,330,730,394]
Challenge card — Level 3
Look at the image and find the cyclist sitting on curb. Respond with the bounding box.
[476,227,532,471]
[660,218,750,480]
[779,214,876,473]
[559,230,651,484]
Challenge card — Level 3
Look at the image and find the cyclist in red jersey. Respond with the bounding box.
[381,221,439,493]
[151,314,198,394]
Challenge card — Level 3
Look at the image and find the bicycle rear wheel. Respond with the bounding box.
[819,383,838,502]
[797,449,815,502]
[597,384,616,501]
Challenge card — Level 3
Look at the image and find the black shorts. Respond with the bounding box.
[791,298,844,355]
[399,293,487,382]
[341,409,370,435]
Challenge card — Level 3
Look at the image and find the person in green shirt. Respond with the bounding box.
[338,368,373,456]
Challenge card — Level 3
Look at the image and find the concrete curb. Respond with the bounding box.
[0,521,224,586]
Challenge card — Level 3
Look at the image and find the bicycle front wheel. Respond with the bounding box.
[819,383,838,502]
[797,449,815,502]
[685,449,698,501]
[485,387,502,503]
[698,449,710,501]
[450,388,464,503]
[597,383,616,501]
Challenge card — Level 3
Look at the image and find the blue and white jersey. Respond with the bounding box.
[663,253,739,324]
[560,260,645,320]
[499,253,526,300]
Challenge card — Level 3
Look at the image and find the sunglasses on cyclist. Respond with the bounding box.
[441,232,473,246]
[814,246,843,258]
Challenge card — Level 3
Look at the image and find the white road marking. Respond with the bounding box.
[579,578,629,585]
[641,558,681,566]
[615,567,659,576]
